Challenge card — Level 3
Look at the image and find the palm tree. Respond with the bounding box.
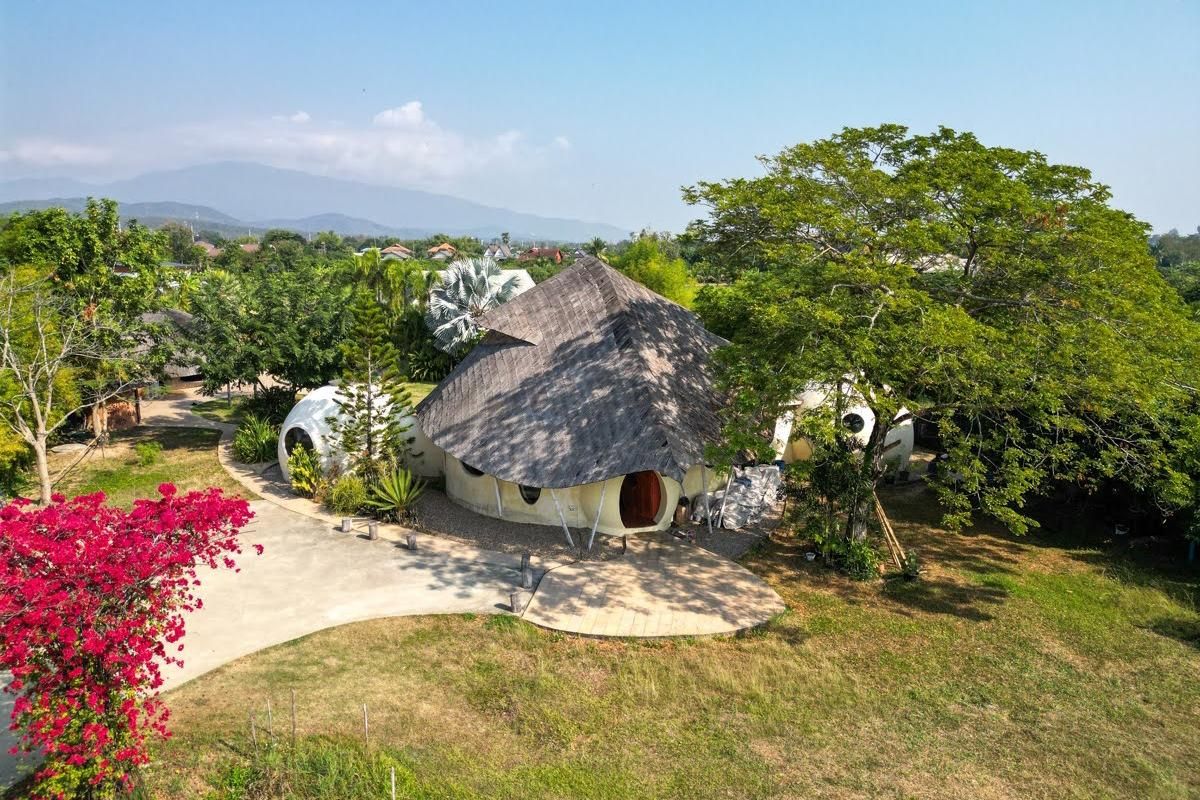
[584,237,607,259]
[425,257,520,354]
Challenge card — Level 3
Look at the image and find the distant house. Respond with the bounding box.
[240,242,261,254]
[484,241,513,260]
[196,241,221,258]
[519,247,563,264]
[427,242,457,261]
[380,243,413,260]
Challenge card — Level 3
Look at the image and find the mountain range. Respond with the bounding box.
[0,162,629,242]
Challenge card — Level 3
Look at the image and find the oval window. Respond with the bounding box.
[462,461,485,477]
[283,426,315,456]
[842,413,866,434]
[519,484,541,505]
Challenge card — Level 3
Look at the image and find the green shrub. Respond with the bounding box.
[244,386,296,424]
[133,440,163,466]
[232,415,278,463]
[328,474,368,515]
[365,467,426,522]
[287,446,324,498]
[901,549,922,580]
[841,537,881,581]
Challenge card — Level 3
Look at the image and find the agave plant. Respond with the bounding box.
[425,257,520,355]
[365,467,427,522]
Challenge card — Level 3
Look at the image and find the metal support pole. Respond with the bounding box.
[492,476,504,518]
[587,481,607,551]
[549,489,575,548]
[717,470,734,528]
[701,463,713,537]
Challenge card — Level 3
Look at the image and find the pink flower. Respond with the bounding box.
[0,485,259,797]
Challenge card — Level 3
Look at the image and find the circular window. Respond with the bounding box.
[283,426,315,455]
[462,461,485,477]
[842,413,866,434]
[519,484,541,505]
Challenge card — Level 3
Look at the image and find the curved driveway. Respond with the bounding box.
[169,500,523,689]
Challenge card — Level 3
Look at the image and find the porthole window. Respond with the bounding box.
[842,413,866,434]
[519,484,541,505]
[462,461,485,477]
[283,426,315,456]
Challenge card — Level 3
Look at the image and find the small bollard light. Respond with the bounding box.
[367,521,379,540]
[521,566,534,589]
[340,518,353,533]
[521,551,530,572]
[510,590,526,614]
[406,533,417,551]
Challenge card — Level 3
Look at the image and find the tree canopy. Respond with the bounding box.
[611,234,698,308]
[686,125,1200,535]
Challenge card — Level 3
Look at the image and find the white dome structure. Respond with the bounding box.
[772,383,914,471]
[277,383,444,483]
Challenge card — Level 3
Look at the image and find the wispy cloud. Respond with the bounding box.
[0,139,112,167]
[0,103,568,188]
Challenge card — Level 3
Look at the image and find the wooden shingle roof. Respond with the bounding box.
[416,257,726,488]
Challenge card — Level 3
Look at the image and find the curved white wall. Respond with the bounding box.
[442,454,722,536]
[277,383,445,482]
[772,384,915,471]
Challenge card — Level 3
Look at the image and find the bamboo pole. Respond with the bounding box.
[700,463,713,536]
[717,470,734,528]
[873,493,906,568]
[549,489,575,548]
[492,476,504,518]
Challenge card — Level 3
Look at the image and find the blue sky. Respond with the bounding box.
[1,0,1197,233]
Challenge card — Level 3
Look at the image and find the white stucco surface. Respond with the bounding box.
[772,383,915,470]
[277,384,445,482]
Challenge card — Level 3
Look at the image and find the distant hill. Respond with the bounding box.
[0,162,628,241]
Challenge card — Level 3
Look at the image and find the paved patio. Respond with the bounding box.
[521,534,786,637]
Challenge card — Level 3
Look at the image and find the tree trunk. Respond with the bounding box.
[844,406,891,541]
[32,436,52,505]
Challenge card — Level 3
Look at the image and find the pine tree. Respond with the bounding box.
[327,292,415,482]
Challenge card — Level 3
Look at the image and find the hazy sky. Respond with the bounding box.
[1,1,1197,233]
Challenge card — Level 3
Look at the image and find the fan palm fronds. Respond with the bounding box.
[425,257,520,354]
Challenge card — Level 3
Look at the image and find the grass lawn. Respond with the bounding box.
[190,397,250,425]
[405,382,437,404]
[143,487,1200,799]
[47,427,252,508]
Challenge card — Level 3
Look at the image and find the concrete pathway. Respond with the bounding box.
[522,534,786,637]
[169,501,527,688]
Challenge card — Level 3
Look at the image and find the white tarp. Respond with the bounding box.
[694,464,781,530]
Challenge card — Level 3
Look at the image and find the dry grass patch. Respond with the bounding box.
[47,427,251,508]
[142,486,1200,799]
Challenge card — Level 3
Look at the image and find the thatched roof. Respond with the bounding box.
[416,257,726,488]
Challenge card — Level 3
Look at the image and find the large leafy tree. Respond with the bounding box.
[0,201,167,501]
[686,125,1200,536]
[189,258,348,397]
[611,234,698,307]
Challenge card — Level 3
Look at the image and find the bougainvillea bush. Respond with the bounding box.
[0,484,257,799]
